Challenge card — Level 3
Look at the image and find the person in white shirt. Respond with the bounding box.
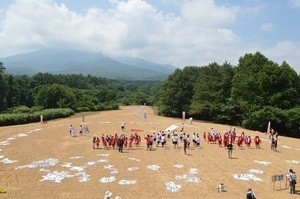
[192,133,196,147]
[186,134,190,149]
[172,134,179,149]
[161,133,166,148]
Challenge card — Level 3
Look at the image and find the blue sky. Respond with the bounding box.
[0,0,300,73]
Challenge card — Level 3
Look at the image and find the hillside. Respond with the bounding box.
[1,49,177,81]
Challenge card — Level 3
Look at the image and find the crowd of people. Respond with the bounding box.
[67,121,297,196]
[203,128,262,150]
[68,123,268,157]
[85,125,266,158]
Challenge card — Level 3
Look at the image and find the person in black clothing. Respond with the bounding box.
[183,138,187,155]
[118,136,124,153]
[245,188,256,199]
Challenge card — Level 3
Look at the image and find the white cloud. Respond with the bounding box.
[289,0,300,8]
[180,0,238,27]
[0,0,298,74]
[0,0,244,68]
[260,22,276,32]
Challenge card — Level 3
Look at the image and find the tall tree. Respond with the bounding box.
[231,52,271,116]
[0,62,6,111]
[14,75,33,107]
[5,75,14,108]
[190,62,235,123]
[0,62,5,73]
[158,67,200,117]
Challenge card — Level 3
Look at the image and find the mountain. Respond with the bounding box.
[1,49,177,81]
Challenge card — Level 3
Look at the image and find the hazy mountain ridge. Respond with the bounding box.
[1,49,177,81]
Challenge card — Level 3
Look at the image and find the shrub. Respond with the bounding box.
[0,108,74,126]
[12,106,30,114]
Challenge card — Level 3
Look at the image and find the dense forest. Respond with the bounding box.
[0,52,300,137]
[158,52,300,138]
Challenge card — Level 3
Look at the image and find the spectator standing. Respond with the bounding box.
[245,188,256,199]
[288,169,297,194]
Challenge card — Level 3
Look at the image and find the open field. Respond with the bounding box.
[0,106,299,199]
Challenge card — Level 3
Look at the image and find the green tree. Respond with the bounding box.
[14,75,33,107]
[190,62,235,123]
[34,84,76,109]
[0,62,6,111]
[0,62,5,73]
[5,75,14,108]
[158,67,200,117]
[231,52,273,118]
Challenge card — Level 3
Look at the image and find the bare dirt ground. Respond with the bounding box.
[0,106,299,199]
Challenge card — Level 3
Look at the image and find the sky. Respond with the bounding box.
[0,0,300,73]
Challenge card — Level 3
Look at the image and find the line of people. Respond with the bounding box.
[203,129,262,150]
[92,133,142,151]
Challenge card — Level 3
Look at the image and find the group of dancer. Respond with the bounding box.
[203,128,262,150]
[92,133,142,151]
[90,129,203,155]
[69,122,266,158]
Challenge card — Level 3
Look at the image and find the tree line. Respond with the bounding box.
[157,52,300,138]
[0,62,162,113]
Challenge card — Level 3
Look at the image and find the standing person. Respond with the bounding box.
[124,135,128,149]
[96,137,101,149]
[144,110,147,120]
[180,130,183,142]
[145,135,151,151]
[69,124,74,136]
[271,136,275,150]
[161,132,166,148]
[245,188,256,199]
[183,137,187,155]
[82,115,84,122]
[79,125,83,136]
[186,134,190,149]
[149,135,153,150]
[246,136,252,149]
[237,136,242,149]
[84,125,89,135]
[92,135,97,149]
[172,133,178,149]
[121,123,125,131]
[102,134,108,150]
[227,139,233,159]
[192,133,196,147]
[118,136,124,153]
[254,136,261,149]
[288,169,297,194]
[167,130,171,140]
[156,132,161,147]
[189,117,193,125]
[152,132,157,143]
[195,134,200,148]
[128,135,133,150]
[273,138,278,152]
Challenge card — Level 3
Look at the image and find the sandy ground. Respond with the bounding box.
[0,106,299,199]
